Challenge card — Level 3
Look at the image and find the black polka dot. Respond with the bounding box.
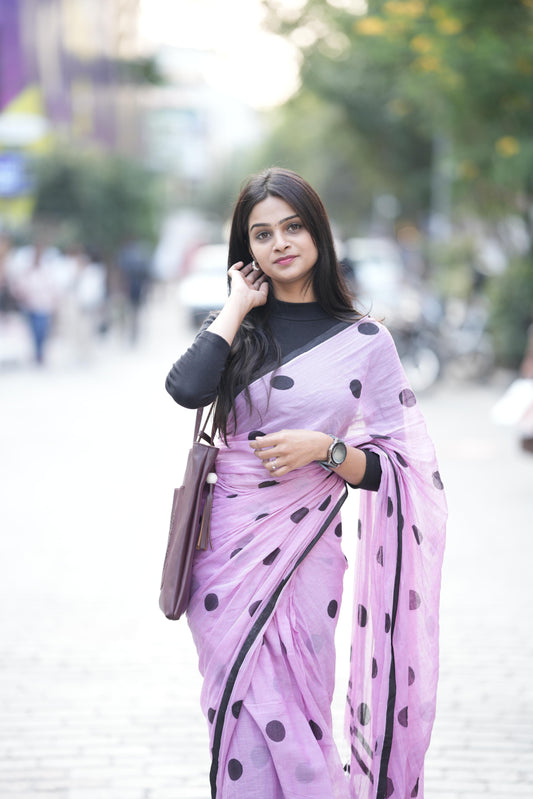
[396,451,408,467]
[409,590,421,609]
[357,519,362,539]
[432,470,444,489]
[249,599,261,616]
[408,666,416,686]
[204,593,219,611]
[411,777,420,797]
[290,507,309,523]
[372,658,378,678]
[412,525,423,545]
[357,703,371,725]
[387,497,394,517]
[208,707,216,723]
[385,777,394,797]
[266,720,286,742]
[350,379,362,399]
[295,762,315,783]
[371,433,391,440]
[335,522,343,538]
[358,604,367,627]
[327,599,338,618]
[398,706,408,727]
[263,548,280,565]
[319,495,332,511]
[248,430,266,440]
[230,548,242,559]
[358,321,379,335]
[256,512,269,520]
[309,720,323,740]
[376,545,383,566]
[258,480,279,488]
[385,613,391,633]
[226,493,238,498]
[399,388,417,407]
[232,700,243,718]
[271,375,294,390]
[228,759,243,780]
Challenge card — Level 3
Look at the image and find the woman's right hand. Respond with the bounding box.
[227,261,269,312]
[206,261,269,345]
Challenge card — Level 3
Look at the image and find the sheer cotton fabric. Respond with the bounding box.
[186,320,447,799]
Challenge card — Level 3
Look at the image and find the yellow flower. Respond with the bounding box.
[437,17,463,34]
[410,35,433,53]
[385,1,425,17]
[355,16,386,36]
[496,137,520,157]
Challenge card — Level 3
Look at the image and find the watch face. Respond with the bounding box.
[331,441,347,466]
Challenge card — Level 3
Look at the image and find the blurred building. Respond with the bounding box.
[0,0,141,225]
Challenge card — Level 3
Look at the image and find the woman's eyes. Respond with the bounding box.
[255,223,303,241]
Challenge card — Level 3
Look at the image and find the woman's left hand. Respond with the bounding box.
[249,429,331,476]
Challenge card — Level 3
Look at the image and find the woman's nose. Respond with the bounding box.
[272,230,289,249]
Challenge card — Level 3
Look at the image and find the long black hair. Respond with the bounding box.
[214,167,360,440]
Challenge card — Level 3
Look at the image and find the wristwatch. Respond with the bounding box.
[319,435,347,469]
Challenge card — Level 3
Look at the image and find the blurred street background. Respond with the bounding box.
[1,1,533,797]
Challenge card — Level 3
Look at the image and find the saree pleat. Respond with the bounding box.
[186,320,447,799]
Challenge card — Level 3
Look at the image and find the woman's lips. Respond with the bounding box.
[275,255,296,265]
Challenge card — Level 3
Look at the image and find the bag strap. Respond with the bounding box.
[194,403,216,445]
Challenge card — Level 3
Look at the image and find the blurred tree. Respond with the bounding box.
[32,151,160,259]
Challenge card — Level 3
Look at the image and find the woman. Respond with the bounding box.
[165,168,447,799]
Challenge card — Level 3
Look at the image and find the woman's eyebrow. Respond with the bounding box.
[249,214,300,232]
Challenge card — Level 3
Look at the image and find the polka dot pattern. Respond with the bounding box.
[410,590,421,610]
[387,497,394,517]
[228,758,243,781]
[408,666,416,686]
[271,375,294,390]
[372,658,378,678]
[258,480,279,488]
[335,522,343,538]
[385,613,391,633]
[432,470,444,489]
[350,379,362,399]
[319,495,332,511]
[399,388,417,407]
[263,548,280,565]
[411,778,420,797]
[232,700,243,719]
[249,600,261,616]
[357,703,371,725]
[396,451,408,467]
[358,321,379,335]
[204,593,219,612]
[398,706,408,727]
[290,507,309,524]
[309,719,323,740]
[255,512,269,520]
[358,604,368,627]
[248,430,265,440]
[357,519,362,539]
[208,707,216,723]
[377,546,384,566]
[412,524,423,545]
[230,548,242,559]
[385,777,395,797]
[266,720,286,742]
[327,599,338,618]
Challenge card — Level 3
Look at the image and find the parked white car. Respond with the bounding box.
[177,244,229,328]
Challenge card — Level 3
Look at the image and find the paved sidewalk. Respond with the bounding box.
[1,293,532,798]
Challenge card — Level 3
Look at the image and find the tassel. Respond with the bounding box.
[197,474,216,550]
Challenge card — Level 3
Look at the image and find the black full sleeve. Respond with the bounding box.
[165,331,230,408]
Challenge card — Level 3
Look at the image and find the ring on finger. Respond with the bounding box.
[271,459,277,471]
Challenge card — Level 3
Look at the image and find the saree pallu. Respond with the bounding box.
[186,320,447,799]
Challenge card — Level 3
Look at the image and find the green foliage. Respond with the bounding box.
[32,151,160,258]
[488,257,533,367]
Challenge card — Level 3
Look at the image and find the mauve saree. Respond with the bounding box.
[186,320,447,799]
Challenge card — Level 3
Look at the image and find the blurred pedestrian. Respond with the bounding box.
[116,237,153,345]
[11,243,62,365]
[165,168,447,799]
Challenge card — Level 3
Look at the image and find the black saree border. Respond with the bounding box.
[209,485,349,798]
[375,457,403,799]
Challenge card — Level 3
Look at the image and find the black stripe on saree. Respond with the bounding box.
[209,486,348,798]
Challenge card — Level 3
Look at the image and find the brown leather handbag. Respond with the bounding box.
[159,405,218,620]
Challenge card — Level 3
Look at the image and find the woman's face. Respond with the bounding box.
[247,195,318,302]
